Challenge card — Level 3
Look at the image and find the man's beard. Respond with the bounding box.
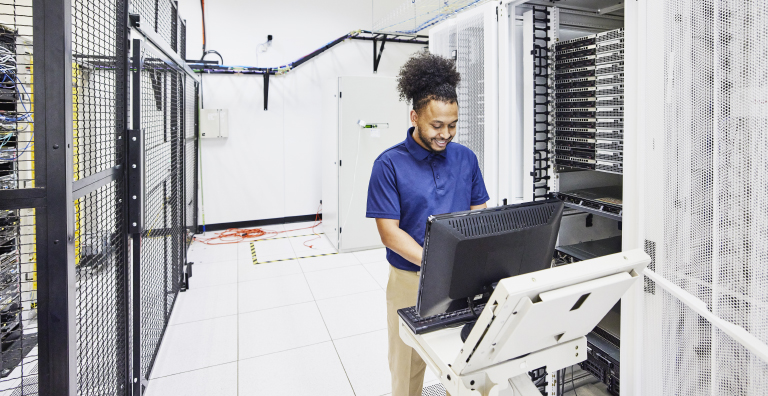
[417,126,451,153]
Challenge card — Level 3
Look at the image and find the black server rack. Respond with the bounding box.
[553,29,625,176]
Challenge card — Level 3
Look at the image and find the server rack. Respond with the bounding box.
[548,26,626,396]
[0,0,199,394]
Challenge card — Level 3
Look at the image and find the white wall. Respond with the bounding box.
[177,0,423,225]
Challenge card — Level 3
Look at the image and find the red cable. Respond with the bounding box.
[194,204,323,246]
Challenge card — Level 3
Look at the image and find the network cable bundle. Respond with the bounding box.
[0,24,29,363]
[552,28,624,175]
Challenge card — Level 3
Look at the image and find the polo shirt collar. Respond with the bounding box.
[405,127,447,161]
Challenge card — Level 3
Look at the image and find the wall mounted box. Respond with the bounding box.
[200,109,229,138]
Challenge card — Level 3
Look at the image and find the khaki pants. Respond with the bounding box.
[386,266,427,396]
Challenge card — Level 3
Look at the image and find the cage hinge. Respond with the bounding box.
[129,13,140,28]
[127,129,144,235]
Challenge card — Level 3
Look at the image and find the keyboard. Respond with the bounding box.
[398,305,484,335]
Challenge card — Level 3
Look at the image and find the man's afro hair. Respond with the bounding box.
[396,52,460,113]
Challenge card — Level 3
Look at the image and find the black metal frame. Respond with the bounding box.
[532,6,551,200]
[33,0,77,393]
[4,0,199,394]
[187,30,428,110]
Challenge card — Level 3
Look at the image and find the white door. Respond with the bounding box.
[338,76,409,252]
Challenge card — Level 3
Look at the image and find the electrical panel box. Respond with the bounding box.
[200,109,229,138]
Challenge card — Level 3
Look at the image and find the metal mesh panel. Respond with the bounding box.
[184,140,195,233]
[138,49,185,379]
[455,13,484,175]
[184,76,195,139]
[643,0,768,394]
[131,0,182,56]
[179,21,186,62]
[0,2,34,190]
[711,1,768,393]
[71,0,123,181]
[183,76,196,241]
[0,208,38,395]
[74,181,127,396]
[155,0,172,51]
[642,286,713,395]
[130,0,156,35]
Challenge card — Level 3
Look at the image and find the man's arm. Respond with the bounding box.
[375,218,424,266]
[470,203,487,210]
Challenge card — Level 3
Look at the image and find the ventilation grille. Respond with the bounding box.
[596,161,622,174]
[596,141,623,151]
[597,40,625,53]
[644,240,656,294]
[596,74,625,86]
[595,119,623,129]
[596,108,624,118]
[596,96,624,107]
[596,51,624,65]
[596,62,624,75]
[597,28,624,42]
[596,151,623,162]
[448,205,556,238]
[596,85,624,96]
[596,130,624,140]
[421,383,446,396]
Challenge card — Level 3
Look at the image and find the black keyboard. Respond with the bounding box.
[398,305,484,335]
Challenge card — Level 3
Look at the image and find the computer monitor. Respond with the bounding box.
[416,198,564,317]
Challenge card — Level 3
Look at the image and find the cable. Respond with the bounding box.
[200,49,224,65]
[301,204,323,248]
[200,0,206,55]
[571,365,578,396]
[194,204,322,245]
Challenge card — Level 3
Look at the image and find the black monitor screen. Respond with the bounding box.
[416,199,564,317]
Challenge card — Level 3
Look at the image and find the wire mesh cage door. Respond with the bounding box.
[641,0,768,395]
[71,0,131,393]
[129,37,190,391]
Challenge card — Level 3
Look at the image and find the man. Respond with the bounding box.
[366,52,489,396]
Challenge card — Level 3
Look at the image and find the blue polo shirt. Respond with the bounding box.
[366,127,489,272]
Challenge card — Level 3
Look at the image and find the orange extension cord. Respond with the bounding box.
[194,204,323,248]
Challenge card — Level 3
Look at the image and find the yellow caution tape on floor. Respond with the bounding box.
[250,246,338,265]
[251,232,324,243]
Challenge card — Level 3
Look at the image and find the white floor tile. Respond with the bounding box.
[238,342,354,396]
[186,243,238,265]
[238,274,314,313]
[316,289,387,339]
[169,284,237,325]
[363,260,391,289]
[353,248,388,264]
[298,252,360,273]
[304,266,381,300]
[145,363,238,396]
[333,329,391,396]
[238,259,303,282]
[150,316,237,379]
[187,260,237,288]
[289,234,337,257]
[245,238,296,260]
[239,302,330,359]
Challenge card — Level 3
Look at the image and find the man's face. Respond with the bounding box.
[411,100,459,153]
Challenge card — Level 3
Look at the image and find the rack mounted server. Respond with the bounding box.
[553,28,625,175]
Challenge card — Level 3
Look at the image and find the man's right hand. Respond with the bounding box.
[375,218,424,266]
